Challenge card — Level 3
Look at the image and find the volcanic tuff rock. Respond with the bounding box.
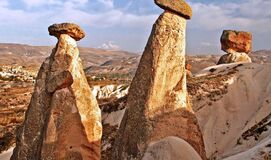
[48,23,85,41]
[218,30,252,65]
[11,24,102,160]
[155,0,192,19]
[220,30,252,54]
[113,2,206,159]
[190,63,271,159]
[217,52,252,65]
[142,137,202,160]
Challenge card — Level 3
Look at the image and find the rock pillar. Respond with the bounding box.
[113,1,206,159]
[11,23,102,160]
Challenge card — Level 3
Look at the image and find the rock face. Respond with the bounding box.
[217,52,252,65]
[11,24,101,160]
[218,30,252,65]
[48,23,85,41]
[113,2,206,159]
[221,30,252,54]
[155,0,192,19]
[189,63,271,159]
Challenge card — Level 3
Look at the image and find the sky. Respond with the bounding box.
[0,0,271,54]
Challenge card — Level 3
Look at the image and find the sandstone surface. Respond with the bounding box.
[113,8,206,160]
[217,52,252,65]
[155,0,192,19]
[11,25,101,160]
[220,30,252,54]
[48,23,85,41]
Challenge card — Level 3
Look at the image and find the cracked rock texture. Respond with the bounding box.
[11,32,101,160]
[218,30,252,64]
[217,52,252,65]
[113,11,206,160]
[48,23,85,41]
[220,30,252,54]
[155,0,192,19]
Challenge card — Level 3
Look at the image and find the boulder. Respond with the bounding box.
[11,25,101,160]
[48,23,85,41]
[217,52,252,65]
[142,136,202,160]
[155,0,192,19]
[220,30,252,54]
[113,6,206,160]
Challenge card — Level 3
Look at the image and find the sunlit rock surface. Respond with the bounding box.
[11,24,101,160]
[112,3,206,159]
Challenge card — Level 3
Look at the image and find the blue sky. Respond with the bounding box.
[0,0,271,54]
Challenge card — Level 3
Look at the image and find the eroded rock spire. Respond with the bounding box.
[11,23,102,160]
[113,1,206,159]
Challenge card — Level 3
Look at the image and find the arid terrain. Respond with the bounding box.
[1,0,271,159]
[0,43,271,159]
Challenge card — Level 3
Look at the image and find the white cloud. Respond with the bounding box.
[1,0,271,52]
[0,3,42,26]
[189,0,271,33]
[237,0,271,18]
[87,9,157,29]
[21,0,62,8]
[97,0,114,9]
[0,0,8,7]
[99,41,120,50]
[21,0,88,8]
[9,0,156,30]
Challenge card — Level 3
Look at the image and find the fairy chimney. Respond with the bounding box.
[113,1,206,160]
[11,23,102,160]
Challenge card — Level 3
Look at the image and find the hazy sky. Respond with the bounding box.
[0,0,271,54]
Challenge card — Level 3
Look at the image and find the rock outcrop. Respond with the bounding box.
[189,63,271,159]
[113,1,206,160]
[217,51,251,65]
[11,23,102,160]
[218,30,252,64]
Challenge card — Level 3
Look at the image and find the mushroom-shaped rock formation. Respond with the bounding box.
[11,23,102,160]
[221,30,252,54]
[113,1,206,160]
[218,30,252,65]
[48,23,85,41]
[155,0,192,19]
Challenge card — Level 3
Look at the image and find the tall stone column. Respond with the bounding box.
[113,1,206,160]
[11,23,102,160]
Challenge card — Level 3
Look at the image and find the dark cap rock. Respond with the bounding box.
[48,23,85,41]
[155,0,192,19]
[221,30,252,54]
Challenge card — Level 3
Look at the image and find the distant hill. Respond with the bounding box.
[0,43,138,69]
[0,43,270,74]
